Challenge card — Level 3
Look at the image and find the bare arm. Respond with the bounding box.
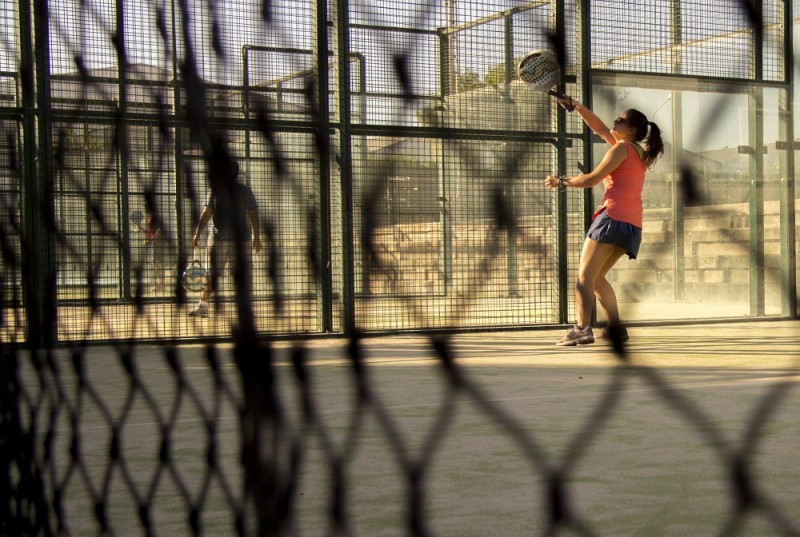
[545,143,628,190]
[248,209,262,253]
[192,206,213,248]
[558,97,616,146]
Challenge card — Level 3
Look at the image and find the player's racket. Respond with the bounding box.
[181,246,208,292]
[517,50,574,112]
[182,259,209,292]
[129,210,144,225]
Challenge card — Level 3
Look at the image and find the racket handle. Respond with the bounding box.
[548,90,574,112]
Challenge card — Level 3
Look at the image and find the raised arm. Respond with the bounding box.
[558,96,616,146]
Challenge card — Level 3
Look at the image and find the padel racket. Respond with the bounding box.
[182,259,209,293]
[517,50,574,112]
[129,210,144,225]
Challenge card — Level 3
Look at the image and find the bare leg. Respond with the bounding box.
[575,239,625,327]
[594,247,626,326]
[154,263,165,290]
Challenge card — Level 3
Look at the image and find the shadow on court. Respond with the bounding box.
[14,320,800,536]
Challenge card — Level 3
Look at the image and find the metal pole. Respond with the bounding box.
[437,30,452,293]
[23,0,57,347]
[749,0,765,316]
[445,0,458,94]
[555,0,575,323]
[116,0,132,300]
[748,88,765,316]
[170,0,189,286]
[313,0,335,332]
[780,0,797,316]
[334,0,355,334]
[504,15,518,297]
[670,0,685,302]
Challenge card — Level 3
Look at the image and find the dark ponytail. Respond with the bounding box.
[625,109,665,169]
[643,121,664,169]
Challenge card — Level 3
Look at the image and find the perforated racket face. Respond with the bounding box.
[182,261,209,292]
[517,51,560,90]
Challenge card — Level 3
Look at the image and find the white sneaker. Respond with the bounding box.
[556,325,594,346]
[188,305,209,318]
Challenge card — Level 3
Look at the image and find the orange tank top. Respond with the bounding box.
[599,141,646,228]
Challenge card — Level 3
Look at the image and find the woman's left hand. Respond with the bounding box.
[544,175,562,190]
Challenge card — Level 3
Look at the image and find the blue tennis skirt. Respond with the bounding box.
[587,209,642,260]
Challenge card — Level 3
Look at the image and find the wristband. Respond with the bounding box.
[559,176,569,190]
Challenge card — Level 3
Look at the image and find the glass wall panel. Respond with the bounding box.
[794,4,800,317]
[591,74,790,322]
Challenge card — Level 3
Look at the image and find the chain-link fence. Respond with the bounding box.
[2,0,799,535]
[3,0,793,345]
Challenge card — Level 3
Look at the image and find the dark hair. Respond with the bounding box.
[624,108,664,169]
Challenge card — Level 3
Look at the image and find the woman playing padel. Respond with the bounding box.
[545,97,664,346]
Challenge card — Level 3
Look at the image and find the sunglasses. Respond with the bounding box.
[613,117,630,127]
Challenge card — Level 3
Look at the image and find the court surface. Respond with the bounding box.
[28,320,800,536]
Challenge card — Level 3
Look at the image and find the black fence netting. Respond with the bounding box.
[3,330,800,536]
[1,0,799,535]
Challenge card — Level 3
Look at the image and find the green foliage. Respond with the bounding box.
[62,127,107,151]
[484,63,507,86]
[455,69,482,91]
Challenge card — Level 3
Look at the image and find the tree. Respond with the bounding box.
[484,64,506,86]
[455,69,482,92]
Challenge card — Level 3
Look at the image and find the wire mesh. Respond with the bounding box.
[2,0,788,342]
[5,330,800,536]
[2,0,800,535]
[590,0,786,82]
